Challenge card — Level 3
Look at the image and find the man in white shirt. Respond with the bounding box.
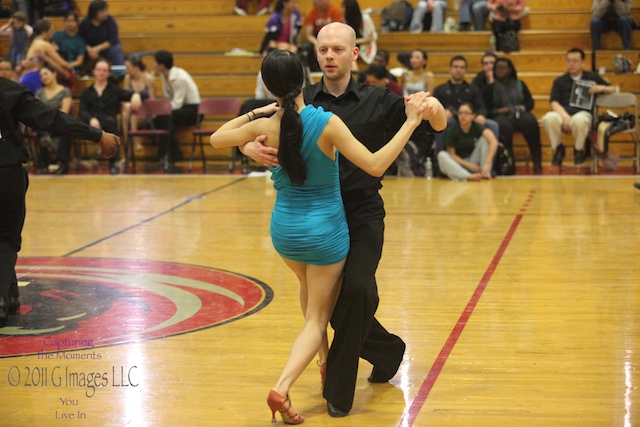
[153,50,201,166]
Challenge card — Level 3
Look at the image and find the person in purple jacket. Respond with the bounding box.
[79,0,124,70]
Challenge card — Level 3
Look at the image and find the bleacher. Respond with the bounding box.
[2,0,639,168]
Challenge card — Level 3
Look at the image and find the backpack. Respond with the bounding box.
[396,140,425,177]
[382,1,413,32]
[494,143,515,176]
[611,55,632,74]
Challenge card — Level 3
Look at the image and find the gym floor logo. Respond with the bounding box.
[0,257,273,358]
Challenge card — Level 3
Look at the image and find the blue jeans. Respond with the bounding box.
[590,16,633,50]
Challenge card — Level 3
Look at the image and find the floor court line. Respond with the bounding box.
[61,177,247,257]
[399,210,526,426]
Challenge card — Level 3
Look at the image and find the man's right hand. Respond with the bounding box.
[99,131,121,158]
[240,135,279,168]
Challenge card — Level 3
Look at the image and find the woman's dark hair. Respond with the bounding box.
[458,101,476,114]
[274,0,287,13]
[366,63,387,80]
[127,55,146,71]
[64,11,79,22]
[88,0,108,21]
[29,19,52,42]
[493,57,517,81]
[261,49,306,185]
[342,0,362,38]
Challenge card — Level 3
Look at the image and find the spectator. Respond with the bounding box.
[358,49,398,83]
[342,0,375,71]
[34,65,73,174]
[259,0,302,54]
[541,48,615,166]
[51,12,85,75]
[471,51,496,91]
[409,0,448,33]
[300,0,343,71]
[0,11,32,70]
[79,0,124,72]
[122,56,156,152]
[437,102,498,180]
[20,20,73,92]
[590,0,633,50]
[488,0,525,52]
[402,48,436,96]
[153,50,202,167]
[432,55,499,151]
[79,59,141,174]
[364,63,403,96]
[471,0,490,30]
[0,58,17,81]
[484,57,542,173]
[235,0,271,16]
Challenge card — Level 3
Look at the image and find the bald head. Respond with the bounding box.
[317,22,356,50]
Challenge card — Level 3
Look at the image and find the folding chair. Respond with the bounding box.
[592,92,639,173]
[190,97,242,173]
[125,98,173,173]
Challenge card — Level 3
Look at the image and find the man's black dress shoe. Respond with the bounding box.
[7,297,20,315]
[327,401,349,418]
[634,182,640,190]
[552,144,566,166]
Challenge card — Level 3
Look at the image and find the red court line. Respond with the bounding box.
[399,213,524,427]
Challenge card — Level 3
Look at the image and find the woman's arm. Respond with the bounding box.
[210,103,279,148]
[146,74,156,99]
[60,96,72,114]
[322,94,425,177]
[481,128,499,176]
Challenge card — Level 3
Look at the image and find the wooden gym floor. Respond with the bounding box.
[1,173,639,426]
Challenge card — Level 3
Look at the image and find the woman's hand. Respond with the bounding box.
[404,92,428,127]
[253,102,279,119]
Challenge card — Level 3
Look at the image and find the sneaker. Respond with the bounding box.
[574,149,586,165]
[552,144,565,166]
[233,6,247,15]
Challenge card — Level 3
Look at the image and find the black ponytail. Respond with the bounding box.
[278,90,306,185]
[260,49,307,185]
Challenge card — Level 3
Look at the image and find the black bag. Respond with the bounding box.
[494,143,515,176]
[396,140,425,177]
[496,30,520,53]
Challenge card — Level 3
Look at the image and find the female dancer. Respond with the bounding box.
[210,49,427,424]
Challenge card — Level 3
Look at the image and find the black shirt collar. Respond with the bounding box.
[309,76,362,102]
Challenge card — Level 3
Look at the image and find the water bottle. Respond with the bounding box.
[425,157,433,180]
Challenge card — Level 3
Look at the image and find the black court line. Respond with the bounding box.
[62,177,248,258]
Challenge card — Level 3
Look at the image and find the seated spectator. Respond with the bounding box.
[402,49,436,96]
[235,0,271,16]
[0,11,32,70]
[79,0,124,73]
[122,56,156,152]
[259,0,302,55]
[470,0,489,30]
[342,0,375,71]
[488,0,525,52]
[437,102,498,181]
[300,0,343,71]
[432,55,499,151]
[409,0,447,33]
[484,57,542,173]
[0,58,17,81]
[20,20,73,92]
[381,0,414,32]
[458,0,489,31]
[34,65,72,174]
[471,51,496,91]
[153,50,202,167]
[79,59,141,174]
[590,0,633,50]
[364,63,403,96]
[51,12,86,75]
[358,49,398,83]
[541,48,615,166]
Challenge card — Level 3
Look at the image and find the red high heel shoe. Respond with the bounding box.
[267,390,304,424]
